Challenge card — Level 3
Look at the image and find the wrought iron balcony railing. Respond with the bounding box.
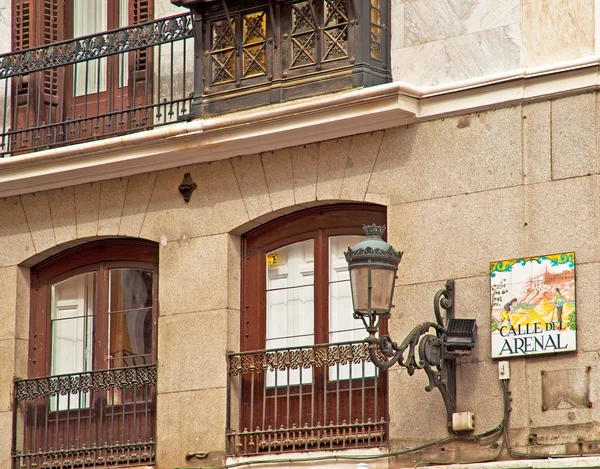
[0,13,193,157]
[227,340,387,456]
[12,364,157,469]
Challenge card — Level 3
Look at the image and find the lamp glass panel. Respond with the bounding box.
[370,267,395,311]
[350,265,370,312]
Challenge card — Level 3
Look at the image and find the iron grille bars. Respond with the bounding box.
[1,13,193,157]
[227,340,387,456]
[12,364,157,469]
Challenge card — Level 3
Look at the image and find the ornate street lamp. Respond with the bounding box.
[345,225,478,434]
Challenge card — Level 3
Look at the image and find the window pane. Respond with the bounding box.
[328,235,363,337]
[118,0,129,87]
[73,0,107,95]
[109,308,153,367]
[50,272,96,410]
[108,268,154,368]
[266,239,314,385]
[328,235,375,380]
[109,268,154,312]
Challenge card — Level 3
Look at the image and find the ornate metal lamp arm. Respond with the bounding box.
[365,280,459,433]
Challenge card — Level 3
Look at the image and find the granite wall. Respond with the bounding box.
[1,91,600,467]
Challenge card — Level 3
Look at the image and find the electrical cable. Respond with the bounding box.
[185,361,600,469]
[177,381,510,469]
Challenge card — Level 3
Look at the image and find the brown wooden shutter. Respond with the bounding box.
[130,0,154,125]
[12,0,31,51]
[41,0,65,105]
[12,0,32,106]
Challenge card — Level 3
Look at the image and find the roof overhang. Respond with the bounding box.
[1,54,600,198]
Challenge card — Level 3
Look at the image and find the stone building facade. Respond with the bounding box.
[2,1,600,469]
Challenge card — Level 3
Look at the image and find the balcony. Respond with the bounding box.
[11,364,157,469]
[0,14,193,157]
[173,0,392,116]
[227,340,387,456]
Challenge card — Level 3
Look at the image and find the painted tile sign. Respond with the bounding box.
[490,253,576,358]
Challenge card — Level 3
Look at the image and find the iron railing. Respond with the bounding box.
[12,364,157,469]
[0,13,193,157]
[227,341,387,456]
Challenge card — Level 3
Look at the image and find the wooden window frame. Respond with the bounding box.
[238,203,389,449]
[29,238,159,378]
[242,203,387,352]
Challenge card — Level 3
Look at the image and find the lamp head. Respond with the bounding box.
[344,225,402,325]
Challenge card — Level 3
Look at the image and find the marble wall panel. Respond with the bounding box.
[404,0,461,47]
[462,0,520,34]
[522,0,594,67]
[392,0,521,85]
[0,0,9,55]
[392,40,450,87]
[391,1,405,50]
[445,26,520,82]
[155,0,184,19]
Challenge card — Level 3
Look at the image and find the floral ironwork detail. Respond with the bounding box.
[0,14,192,79]
[228,341,385,376]
[15,364,157,401]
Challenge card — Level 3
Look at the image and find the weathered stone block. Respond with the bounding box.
[370,108,522,204]
[20,192,56,254]
[388,186,523,285]
[317,137,351,201]
[119,172,157,238]
[74,182,101,239]
[231,154,272,220]
[141,161,248,241]
[340,132,383,202]
[523,175,599,264]
[262,148,295,211]
[291,143,318,205]
[523,101,551,184]
[157,309,228,393]
[47,187,77,246]
[159,234,231,316]
[156,388,227,468]
[0,197,35,266]
[551,93,597,180]
[97,177,128,236]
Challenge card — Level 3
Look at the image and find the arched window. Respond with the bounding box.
[15,239,158,469]
[229,204,388,455]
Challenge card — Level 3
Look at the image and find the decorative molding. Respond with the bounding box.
[2,55,600,197]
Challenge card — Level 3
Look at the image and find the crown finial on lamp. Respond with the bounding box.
[363,224,386,238]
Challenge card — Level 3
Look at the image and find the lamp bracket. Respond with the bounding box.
[366,280,464,434]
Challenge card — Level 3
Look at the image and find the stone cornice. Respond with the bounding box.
[1,55,600,198]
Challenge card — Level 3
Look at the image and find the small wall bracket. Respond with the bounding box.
[178,173,197,203]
